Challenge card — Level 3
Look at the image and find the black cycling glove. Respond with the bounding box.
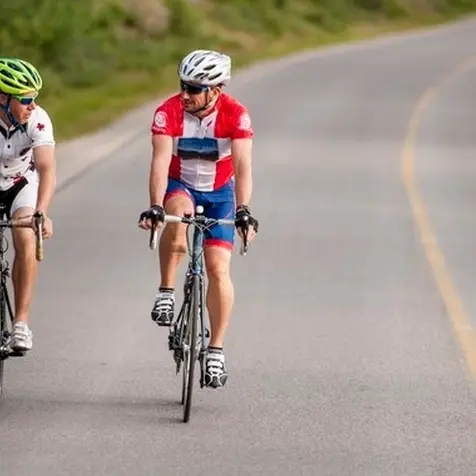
[139,204,165,223]
[235,205,259,234]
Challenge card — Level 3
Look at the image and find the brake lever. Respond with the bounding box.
[33,211,44,262]
[149,219,158,250]
[239,217,249,256]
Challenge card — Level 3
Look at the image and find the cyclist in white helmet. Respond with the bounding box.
[0,57,56,352]
[139,49,259,389]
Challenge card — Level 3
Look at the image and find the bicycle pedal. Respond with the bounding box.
[173,348,183,365]
[174,356,182,375]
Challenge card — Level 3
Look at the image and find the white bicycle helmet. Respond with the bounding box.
[178,49,231,87]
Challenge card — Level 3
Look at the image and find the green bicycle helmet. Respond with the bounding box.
[0,57,43,95]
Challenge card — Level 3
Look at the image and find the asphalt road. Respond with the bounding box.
[2,18,476,476]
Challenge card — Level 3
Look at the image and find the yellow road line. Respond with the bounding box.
[402,55,476,380]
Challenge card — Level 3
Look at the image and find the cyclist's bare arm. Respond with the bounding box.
[149,135,173,207]
[231,138,253,207]
[33,145,56,214]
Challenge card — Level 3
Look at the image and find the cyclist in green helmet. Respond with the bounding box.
[0,57,56,352]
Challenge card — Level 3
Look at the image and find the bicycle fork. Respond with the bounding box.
[168,271,209,379]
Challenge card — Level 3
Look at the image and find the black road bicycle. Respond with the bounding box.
[148,205,248,423]
[0,207,44,399]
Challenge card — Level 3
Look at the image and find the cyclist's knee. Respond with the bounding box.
[207,266,230,284]
[161,195,193,255]
[12,230,35,259]
[161,225,187,255]
[170,237,187,255]
[164,194,194,216]
[204,247,231,281]
[11,208,35,257]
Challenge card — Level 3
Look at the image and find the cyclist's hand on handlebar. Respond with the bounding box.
[138,204,165,230]
[32,211,53,239]
[235,205,259,243]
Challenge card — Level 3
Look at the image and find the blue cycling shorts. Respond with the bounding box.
[164,178,236,251]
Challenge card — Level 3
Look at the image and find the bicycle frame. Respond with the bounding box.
[175,211,208,385]
[0,221,17,374]
[164,207,232,377]
[0,208,45,398]
[148,205,247,421]
[188,209,206,363]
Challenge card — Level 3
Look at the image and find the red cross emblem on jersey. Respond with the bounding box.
[37,123,45,131]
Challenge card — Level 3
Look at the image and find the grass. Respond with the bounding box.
[1,0,475,141]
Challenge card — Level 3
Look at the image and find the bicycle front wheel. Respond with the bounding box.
[182,274,200,423]
[0,283,8,399]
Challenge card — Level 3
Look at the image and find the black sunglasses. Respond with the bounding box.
[180,80,209,95]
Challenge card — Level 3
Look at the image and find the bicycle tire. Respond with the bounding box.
[181,348,188,405]
[178,277,192,406]
[180,297,191,406]
[183,274,200,423]
[0,283,7,399]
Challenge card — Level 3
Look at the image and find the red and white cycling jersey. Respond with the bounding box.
[151,92,253,192]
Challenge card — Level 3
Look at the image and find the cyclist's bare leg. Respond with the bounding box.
[158,194,194,288]
[11,206,37,324]
[204,245,233,348]
[152,194,194,325]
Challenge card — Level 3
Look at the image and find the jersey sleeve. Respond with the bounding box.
[151,102,175,136]
[229,104,254,140]
[29,107,55,148]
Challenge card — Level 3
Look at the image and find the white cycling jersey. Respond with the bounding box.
[0,105,55,191]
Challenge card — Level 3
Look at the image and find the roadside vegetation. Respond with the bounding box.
[1,0,475,140]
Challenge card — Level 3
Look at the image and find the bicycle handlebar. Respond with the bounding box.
[34,212,44,262]
[148,212,249,256]
[0,212,44,261]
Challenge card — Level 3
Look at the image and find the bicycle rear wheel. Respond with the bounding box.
[182,274,200,423]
